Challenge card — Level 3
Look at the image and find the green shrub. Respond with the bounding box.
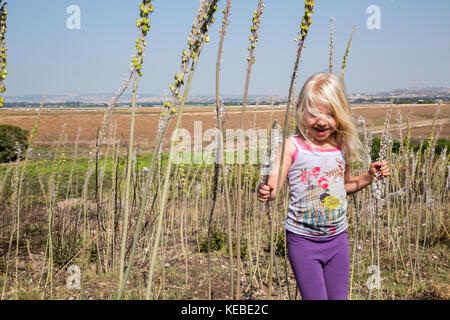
[368,136,449,161]
[0,125,28,163]
[199,230,226,253]
[199,230,247,259]
[232,237,247,260]
[275,231,286,257]
[434,139,450,154]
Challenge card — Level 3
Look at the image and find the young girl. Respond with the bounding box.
[257,73,390,300]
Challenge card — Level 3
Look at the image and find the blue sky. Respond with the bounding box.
[4,0,450,98]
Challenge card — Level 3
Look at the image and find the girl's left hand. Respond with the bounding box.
[369,160,390,180]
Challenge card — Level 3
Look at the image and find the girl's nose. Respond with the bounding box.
[316,117,327,126]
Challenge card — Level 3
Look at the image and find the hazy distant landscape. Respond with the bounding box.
[3,86,450,108]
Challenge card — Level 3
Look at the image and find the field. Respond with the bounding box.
[0,0,449,302]
[0,102,449,300]
[0,103,448,152]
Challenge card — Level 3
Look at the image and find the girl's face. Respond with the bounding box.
[304,101,338,145]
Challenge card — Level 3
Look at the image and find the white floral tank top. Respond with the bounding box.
[285,135,348,237]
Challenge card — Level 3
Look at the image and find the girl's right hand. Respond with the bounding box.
[257,183,273,202]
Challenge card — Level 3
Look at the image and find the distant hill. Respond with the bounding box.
[3,87,449,107]
[348,86,450,103]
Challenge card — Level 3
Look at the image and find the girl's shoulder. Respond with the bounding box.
[284,137,297,154]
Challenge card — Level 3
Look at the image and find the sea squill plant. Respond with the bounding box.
[0,162,11,204]
[115,0,218,300]
[341,25,356,80]
[4,141,19,299]
[78,64,136,297]
[0,141,20,299]
[65,127,81,201]
[132,2,220,265]
[270,0,315,299]
[79,20,147,247]
[289,88,298,135]
[369,101,393,299]
[145,0,219,300]
[208,0,232,300]
[236,0,265,299]
[422,103,441,207]
[117,0,154,298]
[260,120,282,297]
[329,16,335,73]
[0,1,7,108]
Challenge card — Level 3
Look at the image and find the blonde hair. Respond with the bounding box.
[294,72,369,163]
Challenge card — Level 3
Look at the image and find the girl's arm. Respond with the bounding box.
[257,138,295,202]
[344,160,390,195]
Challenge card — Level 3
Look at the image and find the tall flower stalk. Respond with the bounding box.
[117,0,154,298]
[370,101,392,299]
[145,0,219,300]
[0,1,8,108]
[236,0,265,300]
[208,0,232,300]
[131,2,220,267]
[260,120,281,298]
[270,0,315,299]
[341,25,356,80]
[13,97,44,296]
[329,16,335,73]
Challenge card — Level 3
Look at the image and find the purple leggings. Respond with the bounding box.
[286,229,350,300]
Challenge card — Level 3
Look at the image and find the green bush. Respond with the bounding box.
[275,231,286,257]
[0,125,28,163]
[53,238,82,269]
[199,230,247,259]
[199,230,226,253]
[368,136,449,161]
[232,237,247,260]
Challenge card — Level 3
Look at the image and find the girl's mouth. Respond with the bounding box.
[312,127,329,136]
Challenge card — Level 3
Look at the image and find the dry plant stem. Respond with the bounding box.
[208,0,233,300]
[349,191,361,300]
[118,71,140,292]
[13,96,44,297]
[236,0,264,299]
[9,156,20,299]
[124,1,220,296]
[0,163,11,204]
[114,0,155,295]
[369,102,392,300]
[42,124,66,299]
[1,218,15,299]
[145,68,196,300]
[74,68,134,296]
[62,127,81,242]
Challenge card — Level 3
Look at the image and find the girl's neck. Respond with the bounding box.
[296,134,341,150]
